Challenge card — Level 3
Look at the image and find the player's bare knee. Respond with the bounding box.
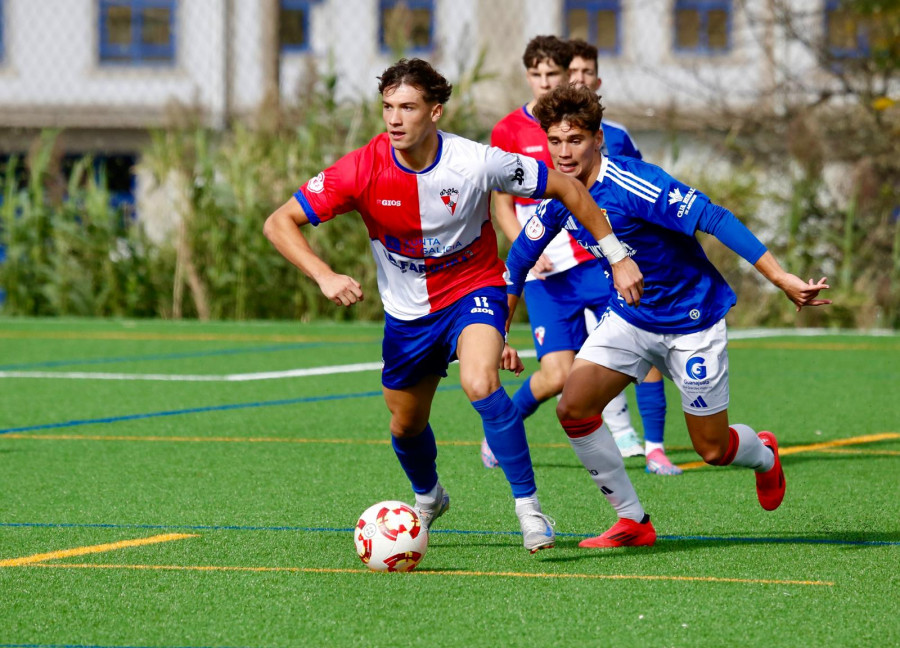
[460,374,499,402]
[697,442,727,465]
[556,399,590,424]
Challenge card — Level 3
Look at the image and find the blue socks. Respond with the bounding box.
[635,379,666,444]
[473,387,537,498]
[391,423,438,494]
[512,376,541,419]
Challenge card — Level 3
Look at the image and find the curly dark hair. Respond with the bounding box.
[377,58,453,104]
[522,35,573,69]
[567,38,598,64]
[533,84,605,133]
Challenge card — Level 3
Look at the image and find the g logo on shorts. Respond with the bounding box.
[686,357,707,380]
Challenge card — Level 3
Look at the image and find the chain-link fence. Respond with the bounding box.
[1,0,897,325]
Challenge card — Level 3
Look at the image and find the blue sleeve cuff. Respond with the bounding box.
[292,189,321,226]
[530,161,549,199]
[696,203,767,264]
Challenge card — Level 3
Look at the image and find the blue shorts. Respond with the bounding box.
[523,259,611,359]
[382,286,508,390]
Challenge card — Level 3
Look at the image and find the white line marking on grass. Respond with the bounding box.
[1,328,895,382]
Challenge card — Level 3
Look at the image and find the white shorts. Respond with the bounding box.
[576,310,730,416]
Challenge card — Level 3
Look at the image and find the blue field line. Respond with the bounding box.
[0,381,525,436]
[1,521,897,546]
[0,390,384,434]
[0,342,336,371]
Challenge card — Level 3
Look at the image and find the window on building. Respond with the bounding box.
[280,0,315,52]
[564,0,621,55]
[99,0,176,64]
[824,0,895,59]
[674,0,731,54]
[380,0,434,53]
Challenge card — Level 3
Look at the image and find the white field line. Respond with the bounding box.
[0,329,893,382]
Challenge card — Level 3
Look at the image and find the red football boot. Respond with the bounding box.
[756,431,786,511]
[579,515,656,548]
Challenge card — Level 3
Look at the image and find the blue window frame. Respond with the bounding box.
[379,0,434,54]
[824,0,891,59]
[564,0,621,55]
[280,0,316,53]
[99,0,176,65]
[674,0,731,54]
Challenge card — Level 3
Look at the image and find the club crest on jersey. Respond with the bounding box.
[440,187,459,215]
[307,172,325,194]
[525,216,545,240]
[668,186,698,218]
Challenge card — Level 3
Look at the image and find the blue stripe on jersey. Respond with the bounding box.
[605,161,660,203]
[293,189,321,226]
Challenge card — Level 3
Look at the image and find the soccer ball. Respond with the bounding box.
[354,500,428,572]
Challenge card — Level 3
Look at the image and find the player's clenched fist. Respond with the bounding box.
[319,273,364,307]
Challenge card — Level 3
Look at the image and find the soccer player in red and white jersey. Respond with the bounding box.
[567,38,678,476]
[486,36,651,468]
[264,58,643,553]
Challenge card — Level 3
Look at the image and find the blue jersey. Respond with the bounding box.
[602,120,642,160]
[507,156,737,334]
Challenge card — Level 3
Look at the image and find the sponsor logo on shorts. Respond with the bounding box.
[471,295,494,315]
[689,396,709,408]
[682,356,710,394]
[307,172,325,194]
[686,357,707,380]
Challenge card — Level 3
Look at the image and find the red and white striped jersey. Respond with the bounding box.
[294,131,549,321]
[491,106,594,279]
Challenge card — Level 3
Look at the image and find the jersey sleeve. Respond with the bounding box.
[505,199,564,296]
[484,145,548,200]
[293,147,366,226]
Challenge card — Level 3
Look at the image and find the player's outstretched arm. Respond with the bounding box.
[543,169,643,305]
[753,251,831,312]
[263,198,364,307]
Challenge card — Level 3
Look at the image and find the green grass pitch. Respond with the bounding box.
[0,317,898,647]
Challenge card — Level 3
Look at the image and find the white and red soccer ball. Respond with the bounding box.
[354,500,428,572]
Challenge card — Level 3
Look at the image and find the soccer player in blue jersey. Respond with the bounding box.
[505,85,831,547]
[484,36,653,470]
[567,38,677,473]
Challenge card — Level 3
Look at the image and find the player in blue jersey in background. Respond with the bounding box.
[567,38,677,474]
[505,85,831,547]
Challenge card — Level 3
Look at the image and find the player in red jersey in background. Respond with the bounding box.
[264,58,643,553]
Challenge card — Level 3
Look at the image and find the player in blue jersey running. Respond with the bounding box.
[483,36,658,471]
[505,85,831,547]
[567,38,676,474]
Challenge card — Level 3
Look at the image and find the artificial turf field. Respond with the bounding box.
[0,317,897,648]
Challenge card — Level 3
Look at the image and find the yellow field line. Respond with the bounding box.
[0,533,198,567]
[678,432,900,471]
[23,562,832,586]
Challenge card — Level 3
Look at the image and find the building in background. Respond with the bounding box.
[0,0,890,206]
